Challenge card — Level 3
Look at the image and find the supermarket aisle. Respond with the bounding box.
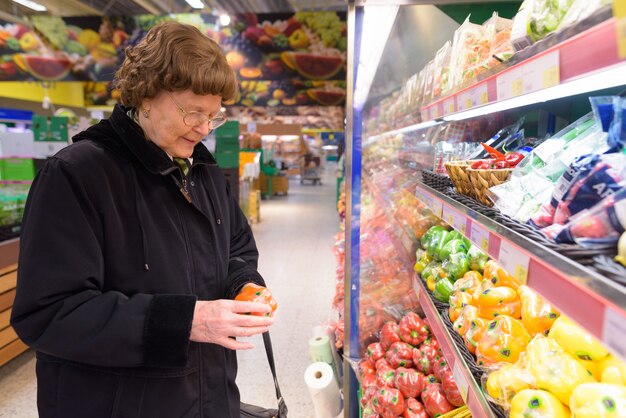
[237,164,341,417]
[0,164,341,417]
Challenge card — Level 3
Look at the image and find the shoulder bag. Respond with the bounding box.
[240,332,288,418]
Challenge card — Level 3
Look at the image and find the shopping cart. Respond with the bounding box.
[300,155,322,185]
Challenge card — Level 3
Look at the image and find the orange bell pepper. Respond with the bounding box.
[476,315,531,366]
[475,286,521,319]
[464,317,488,355]
[453,305,478,337]
[234,283,278,317]
[518,285,559,336]
[483,260,520,290]
[453,270,482,293]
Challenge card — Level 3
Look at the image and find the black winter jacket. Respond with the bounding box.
[11,105,265,418]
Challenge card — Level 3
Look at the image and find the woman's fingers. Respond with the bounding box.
[230,300,272,315]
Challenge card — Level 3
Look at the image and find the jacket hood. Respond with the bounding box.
[72,105,217,175]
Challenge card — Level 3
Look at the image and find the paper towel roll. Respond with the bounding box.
[304,362,342,418]
[309,335,341,385]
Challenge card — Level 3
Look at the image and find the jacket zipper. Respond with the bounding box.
[181,178,192,203]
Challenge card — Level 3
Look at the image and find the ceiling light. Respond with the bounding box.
[219,14,231,26]
[12,0,46,12]
[184,0,204,9]
[443,63,626,122]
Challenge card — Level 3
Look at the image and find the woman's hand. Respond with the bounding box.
[190,300,274,350]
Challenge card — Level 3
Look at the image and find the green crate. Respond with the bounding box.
[215,150,239,168]
[215,121,239,137]
[0,158,35,181]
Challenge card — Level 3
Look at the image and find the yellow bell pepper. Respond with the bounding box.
[486,363,531,406]
[426,275,436,292]
[599,356,626,385]
[510,389,569,418]
[525,335,595,406]
[548,315,609,361]
[476,315,531,366]
[518,285,560,336]
[570,383,626,417]
[577,358,602,381]
[448,288,473,322]
[475,286,522,319]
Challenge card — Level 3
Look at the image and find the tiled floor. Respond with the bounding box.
[0,163,341,418]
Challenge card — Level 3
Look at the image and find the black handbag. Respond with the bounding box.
[240,332,288,418]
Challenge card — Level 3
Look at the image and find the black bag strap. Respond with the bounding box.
[262,332,288,417]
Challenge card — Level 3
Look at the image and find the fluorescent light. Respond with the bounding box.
[354,5,399,109]
[12,0,46,11]
[365,119,442,145]
[219,14,231,26]
[184,0,204,9]
[444,63,626,122]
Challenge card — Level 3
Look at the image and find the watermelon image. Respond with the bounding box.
[307,89,345,105]
[280,51,344,80]
[14,54,71,81]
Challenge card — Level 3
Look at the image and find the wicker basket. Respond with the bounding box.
[466,167,513,207]
[445,160,478,199]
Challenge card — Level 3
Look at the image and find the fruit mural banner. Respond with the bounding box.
[0,12,347,107]
[227,106,345,131]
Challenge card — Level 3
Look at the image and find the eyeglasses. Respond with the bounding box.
[167,92,227,130]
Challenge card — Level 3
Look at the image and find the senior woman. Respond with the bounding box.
[11,21,276,417]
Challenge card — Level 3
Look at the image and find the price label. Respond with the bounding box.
[603,306,626,360]
[499,241,530,284]
[480,90,489,104]
[452,363,469,403]
[512,79,523,96]
[465,98,472,109]
[543,66,559,88]
[444,97,455,114]
[615,1,626,59]
[443,205,466,234]
[470,222,490,252]
[431,197,444,218]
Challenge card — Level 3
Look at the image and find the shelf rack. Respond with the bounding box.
[415,182,626,361]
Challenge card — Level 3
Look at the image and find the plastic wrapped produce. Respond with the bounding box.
[372,387,405,418]
[484,363,532,407]
[570,383,626,418]
[394,367,425,398]
[431,41,452,100]
[475,285,522,319]
[509,389,569,418]
[421,383,455,417]
[476,315,531,366]
[403,397,428,418]
[448,16,486,91]
[518,285,560,337]
[548,315,609,361]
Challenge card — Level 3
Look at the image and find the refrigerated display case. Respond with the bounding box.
[343,2,626,417]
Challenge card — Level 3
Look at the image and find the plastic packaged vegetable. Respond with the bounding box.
[518,285,559,336]
[524,335,595,405]
[475,286,522,319]
[442,252,470,281]
[476,315,531,366]
[467,245,489,272]
[548,315,609,361]
[431,41,452,100]
[448,16,486,90]
[484,363,532,407]
[510,389,569,418]
[570,383,626,418]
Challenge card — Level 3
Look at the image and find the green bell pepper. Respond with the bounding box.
[443,252,470,281]
[440,239,469,261]
[468,245,489,273]
[420,226,447,250]
[427,230,449,259]
[433,277,454,302]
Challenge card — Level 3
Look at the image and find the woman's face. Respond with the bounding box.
[139,89,222,159]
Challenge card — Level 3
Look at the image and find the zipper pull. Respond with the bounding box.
[179,187,192,203]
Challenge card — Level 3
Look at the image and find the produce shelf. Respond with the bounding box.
[420,16,624,121]
[415,182,626,361]
[413,275,498,418]
[364,175,498,417]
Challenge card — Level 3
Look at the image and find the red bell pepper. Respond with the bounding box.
[386,341,415,368]
[433,357,451,381]
[376,367,396,388]
[362,373,377,389]
[380,321,402,350]
[375,358,392,371]
[440,370,465,407]
[412,347,433,375]
[403,398,429,418]
[421,383,455,417]
[399,312,430,347]
[372,387,405,418]
[394,367,425,398]
[494,160,509,169]
[358,359,376,378]
[366,342,386,364]
[360,384,379,408]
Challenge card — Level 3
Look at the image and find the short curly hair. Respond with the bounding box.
[114,21,238,107]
